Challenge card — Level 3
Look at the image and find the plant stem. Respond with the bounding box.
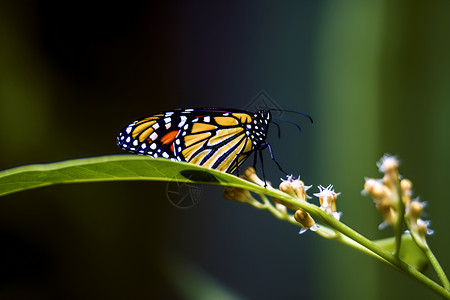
[393,179,406,257]
[251,189,450,299]
[404,217,450,291]
[424,246,450,291]
[323,216,450,299]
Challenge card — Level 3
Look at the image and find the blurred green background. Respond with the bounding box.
[1,1,449,299]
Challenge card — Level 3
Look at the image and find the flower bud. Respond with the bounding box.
[378,155,400,189]
[292,179,310,201]
[417,222,428,237]
[294,209,315,229]
[377,155,399,173]
[314,185,341,220]
[376,200,396,226]
[279,181,297,198]
[400,178,413,192]
[223,187,253,203]
[364,179,390,200]
[400,179,413,205]
[243,167,266,186]
[407,201,423,222]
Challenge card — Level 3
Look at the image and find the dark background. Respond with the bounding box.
[1,1,449,299]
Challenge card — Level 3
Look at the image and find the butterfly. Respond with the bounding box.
[117,107,312,180]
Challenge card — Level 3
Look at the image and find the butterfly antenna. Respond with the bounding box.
[269,109,313,124]
[271,121,281,138]
[272,117,303,133]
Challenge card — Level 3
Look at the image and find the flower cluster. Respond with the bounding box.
[364,155,433,247]
[278,175,316,234]
[220,157,449,297]
[223,167,342,235]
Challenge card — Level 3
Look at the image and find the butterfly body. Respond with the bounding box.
[117,108,272,173]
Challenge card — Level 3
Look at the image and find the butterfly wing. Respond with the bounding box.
[117,109,190,159]
[175,111,256,173]
[117,108,257,173]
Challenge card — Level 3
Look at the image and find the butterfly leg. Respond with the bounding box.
[258,150,268,187]
[253,149,258,169]
[260,142,289,175]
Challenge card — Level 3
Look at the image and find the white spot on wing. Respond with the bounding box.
[178,116,188,128]
[150,132,158,141]
[150,143,157,150]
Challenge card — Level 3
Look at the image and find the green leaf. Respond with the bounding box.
[0,154,302,202]
[0,155,250,197]
[374,234,428,271]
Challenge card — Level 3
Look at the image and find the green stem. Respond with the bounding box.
[253,197,408,275]
[393,178,406,257]
[404,217,450,291]
[424,247,450,291]
[249,190,450,299]
[322,216,449,299]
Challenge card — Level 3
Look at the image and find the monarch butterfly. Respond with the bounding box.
[117,107,312,180]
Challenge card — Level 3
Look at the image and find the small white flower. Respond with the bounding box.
[281,174,297,182]
[314,185,341,220]
[417,219,434,235]
[299,224,317,234]
[377,154,399,173]
[313,184,341,198]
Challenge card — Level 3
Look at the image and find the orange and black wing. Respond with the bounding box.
[117,108,261,173]
[175,112,256,173]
